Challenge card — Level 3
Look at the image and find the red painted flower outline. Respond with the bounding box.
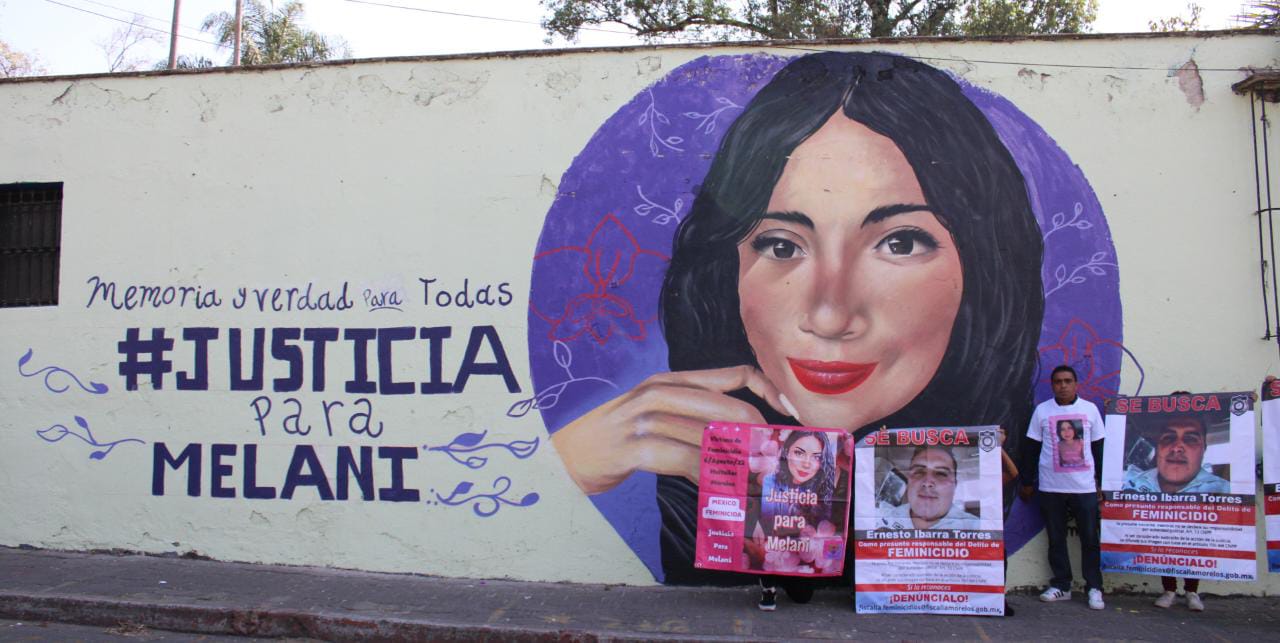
[531,213,669,345]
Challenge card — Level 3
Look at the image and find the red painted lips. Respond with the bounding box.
[787,358,877,395]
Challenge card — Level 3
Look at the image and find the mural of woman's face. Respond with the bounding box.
[737,114,963,431]
[786,435,823,484]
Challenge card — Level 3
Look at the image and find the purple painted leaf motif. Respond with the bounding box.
[1052,211,1065,227]
[536,390,562,409]
[37,425,68,442]
[553,341,572,369]
[638,111,648,126]
[1088,266,1106,276]
[509,439,539,459]
[89,451,107,460]
[1091,251,1107,262]
[516,493,540,506]
[450,481,474,497]
[449,431,486,449]
[18,348,32,368]
[463,456,486,469]
[89,381,108,394]
[1076,221,1093,230]
[1054,265,1067,282]
[681,111,700,118]
[506,397,535,418]
[74,416,88,430]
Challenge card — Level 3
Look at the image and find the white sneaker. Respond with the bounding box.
[1186,592,1205,612]
[1039,587,1071,602]
[1153,591,1175,608]
[1088,588,1105,610]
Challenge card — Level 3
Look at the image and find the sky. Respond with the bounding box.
[0,0,1259,76]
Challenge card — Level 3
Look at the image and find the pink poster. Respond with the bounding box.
[693,422,852,577]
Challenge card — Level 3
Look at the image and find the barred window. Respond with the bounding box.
[0,182,62,307]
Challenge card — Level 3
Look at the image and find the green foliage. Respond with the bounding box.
[540,0,1099,41]
[957,0,1098,37]
[153,55,216,71]
[202,0,349,65]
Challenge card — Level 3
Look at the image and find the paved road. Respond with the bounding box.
[2,547,1277,640]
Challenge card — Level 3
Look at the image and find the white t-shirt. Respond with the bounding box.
[1026,396,1105,493]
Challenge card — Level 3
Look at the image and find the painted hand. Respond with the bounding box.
[550,365,788,494]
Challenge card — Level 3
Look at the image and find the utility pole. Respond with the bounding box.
[233,0,243,66]
[167,0,181,69]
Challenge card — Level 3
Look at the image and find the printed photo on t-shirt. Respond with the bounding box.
[1050,415,1089,472]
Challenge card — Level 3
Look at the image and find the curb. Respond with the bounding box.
[0,592,646,642]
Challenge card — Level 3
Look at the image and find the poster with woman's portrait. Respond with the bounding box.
[694,423,851,577]
[852,426,1004,616]
[1100,392,1257,581]
[1049,416,1089,472]
[1262,379,1280,573]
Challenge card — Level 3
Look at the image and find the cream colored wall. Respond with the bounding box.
[1,32,1278,592]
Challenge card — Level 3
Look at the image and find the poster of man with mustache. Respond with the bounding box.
[1101,392,1257,581]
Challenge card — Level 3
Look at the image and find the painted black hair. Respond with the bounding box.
[661,51,1044,443]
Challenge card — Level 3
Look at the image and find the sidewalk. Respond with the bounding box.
[1,547,1278,641]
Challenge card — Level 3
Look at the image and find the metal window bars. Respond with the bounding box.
[0,182,63,307]
[1235,72,1280,358]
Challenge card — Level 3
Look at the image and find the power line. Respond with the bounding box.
[42,0,1265,74]
[344,0,637,36]
[70,0,208,38]
[43,0,223,47]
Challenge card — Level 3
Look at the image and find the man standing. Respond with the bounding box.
[1020,365,1106,609]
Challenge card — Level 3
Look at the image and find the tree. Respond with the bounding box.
[957,0,1097,36]
[1148,2,1202,32]
[1237,1,1279,29]
[202,0,349,65]
[541,0,1098,42]
[0,39,44,78]
[99,14,164,73]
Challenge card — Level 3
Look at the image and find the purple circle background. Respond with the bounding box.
[527,53,1125,582]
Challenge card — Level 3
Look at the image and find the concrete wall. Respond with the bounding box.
[1,31,1278,594]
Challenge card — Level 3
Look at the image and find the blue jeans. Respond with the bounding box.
[1037,491,1103,592]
